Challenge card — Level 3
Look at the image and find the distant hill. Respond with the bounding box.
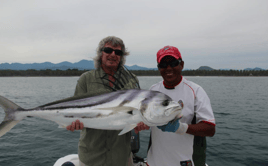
[0,60,157,71]
[0,60,266,71]
[197,66,214,71]
[244,67,265,71]
[126,65,157,70]
[0,60,94,70]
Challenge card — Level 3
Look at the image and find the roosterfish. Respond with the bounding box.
[0,89,183,137]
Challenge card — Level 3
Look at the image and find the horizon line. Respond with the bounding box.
[0,60,267,70]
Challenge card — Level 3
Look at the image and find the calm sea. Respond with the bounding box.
[0,76,267,166]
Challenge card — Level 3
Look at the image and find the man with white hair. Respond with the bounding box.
[66,36,139,166]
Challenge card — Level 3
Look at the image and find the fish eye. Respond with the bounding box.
[162,100,169,106]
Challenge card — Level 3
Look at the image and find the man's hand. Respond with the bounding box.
[157,119,188,134]
[134,122,150,134]
[157,119,181,132]
[66,119,84,132]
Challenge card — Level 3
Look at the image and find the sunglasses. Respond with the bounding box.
[102,47,123,56]
[157,60,182,68]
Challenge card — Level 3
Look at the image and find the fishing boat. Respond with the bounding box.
[53,129,209,166]
[53,129,148,166]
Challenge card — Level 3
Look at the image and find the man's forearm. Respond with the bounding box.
[186,122,215,137]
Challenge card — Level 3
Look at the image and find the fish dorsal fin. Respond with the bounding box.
[118,124,137,135]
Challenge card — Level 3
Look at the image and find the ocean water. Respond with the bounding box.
[0,76,267,166]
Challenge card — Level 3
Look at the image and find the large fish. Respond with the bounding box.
[0,89,183,137]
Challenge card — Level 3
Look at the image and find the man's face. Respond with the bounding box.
[158,56,184,85]
[101,43,122,71]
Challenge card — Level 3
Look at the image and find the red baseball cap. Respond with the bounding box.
[157,46,182,63]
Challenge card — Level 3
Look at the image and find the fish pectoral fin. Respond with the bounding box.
[56,123,67,128]
[118,124,137,136]
[96,106,137,113]
[58,125,66,128]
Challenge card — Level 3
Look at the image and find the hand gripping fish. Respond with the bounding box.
[0,89,183,137]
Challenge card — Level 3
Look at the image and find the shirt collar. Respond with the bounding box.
[163,75,183,89]
[98,66,124,78]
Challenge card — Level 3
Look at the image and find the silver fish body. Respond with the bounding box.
[0,89,183,137]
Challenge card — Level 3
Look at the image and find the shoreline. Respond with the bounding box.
[0,69,267,77]
[0,75,267,77]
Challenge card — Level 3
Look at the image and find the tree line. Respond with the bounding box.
[0,69,267,76]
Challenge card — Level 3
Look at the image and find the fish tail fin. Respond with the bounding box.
[0,95,24,137]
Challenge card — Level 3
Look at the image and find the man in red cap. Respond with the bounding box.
[135,46,216,166]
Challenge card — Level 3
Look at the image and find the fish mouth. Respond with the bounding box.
[166,105,182,115]
[166,106,183,123]
[169,113,183,124]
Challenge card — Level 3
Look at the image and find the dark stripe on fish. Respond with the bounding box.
[119,90,141,106]
[38,91,128,111]
[64,113,103,118]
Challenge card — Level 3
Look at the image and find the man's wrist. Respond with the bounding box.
[175,122,188,135]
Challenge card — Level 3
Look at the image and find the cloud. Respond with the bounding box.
[0,0,267,69]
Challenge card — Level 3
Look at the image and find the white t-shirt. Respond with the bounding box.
[147,77,215,166]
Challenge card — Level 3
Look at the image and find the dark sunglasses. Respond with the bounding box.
[102,47,123,56]
[157,60,182,68]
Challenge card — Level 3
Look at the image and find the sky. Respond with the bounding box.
[0,0,267,70]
